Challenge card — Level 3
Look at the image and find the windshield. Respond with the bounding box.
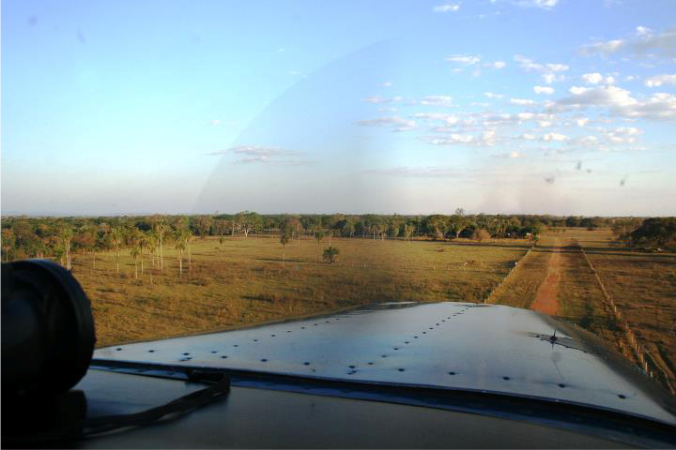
[2,0,675,402]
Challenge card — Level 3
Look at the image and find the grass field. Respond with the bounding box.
[71,236,531,347]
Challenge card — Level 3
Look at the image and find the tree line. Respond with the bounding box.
[2,211,673,266]
[612,217,676,251]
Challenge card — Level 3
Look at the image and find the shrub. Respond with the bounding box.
[322,246,340,264]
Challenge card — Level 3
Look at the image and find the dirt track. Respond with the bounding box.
[530,239,561,315]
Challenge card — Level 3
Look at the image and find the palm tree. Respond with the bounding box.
[280,231,292,267]
[130,246,140,279]
[148,231,158,267]
[174,230,186,278]
[139,233,151,275]
[154,223,167,270]
[184,230,194,274]
[111,227,125,274]
[314,230,325,262]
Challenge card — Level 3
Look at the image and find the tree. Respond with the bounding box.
[314,230,325,262]
[473,228,491,242]
[154,222,168,270]
[236,211,262,238]
[111,227,125,274]
[323,246,340,264]
[184,230,194,274]
[94,225,112,269]
[174,230,187,277]
[130,246,140,279]
[12,221,43,259]
[194,215,213,238]
[139,233,151,275]
[449,213,471,239]
[280,229,292,267]
[403,224,415,241]
[59,224,74,270]
[126,226,144,278]
[2,228,16,262]
[424,215,448,240]
[630,218,676,249]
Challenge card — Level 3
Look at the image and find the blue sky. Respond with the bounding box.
[2,0,675,216]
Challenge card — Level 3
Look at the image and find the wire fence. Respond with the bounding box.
[483,243,537,304]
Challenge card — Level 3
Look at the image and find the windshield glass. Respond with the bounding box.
[2,0,675,400]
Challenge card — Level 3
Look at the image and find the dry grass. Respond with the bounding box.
[69,236,531,347]
[488,235,553,309]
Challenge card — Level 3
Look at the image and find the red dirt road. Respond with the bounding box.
[531,240,561,315]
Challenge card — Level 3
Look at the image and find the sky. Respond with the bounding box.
[2,0,676,216]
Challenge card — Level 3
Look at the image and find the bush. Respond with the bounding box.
[473,229,491,242]
[322,246,340,264]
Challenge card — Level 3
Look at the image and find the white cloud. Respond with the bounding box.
[645,74,676,87]
[538,120,553,127]
[383,81,393,88]
[445,54,481,65]
[636,26,652,36]
[510,98,536,105]
[580,29,676,58]
[533,86,555,95]
[430,134,475,144]
[211,145,312,166]
[209,119,222,126]
[604,127,643,144]
[413,113,460,126]
[580,39,625,55]
[558,86,676,120]
[561,85,637,106]
[514,55,569,83]
[544,73,567,84]
[576,118,589,127]
[356,117,417,131]
[542,132,568,141]
[546,63,568,72]
[433,3,460,12]
[485,61,506,69]
[493,150,523,159]
[484,92,504,99]
[514,0,558,9]
[418,95,453,107]
[614,126,642,136]
[582,72,604,85]
[364,96,402,104]
[578,135,598,145]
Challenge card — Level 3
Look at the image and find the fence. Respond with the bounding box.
[483,243,537,304]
